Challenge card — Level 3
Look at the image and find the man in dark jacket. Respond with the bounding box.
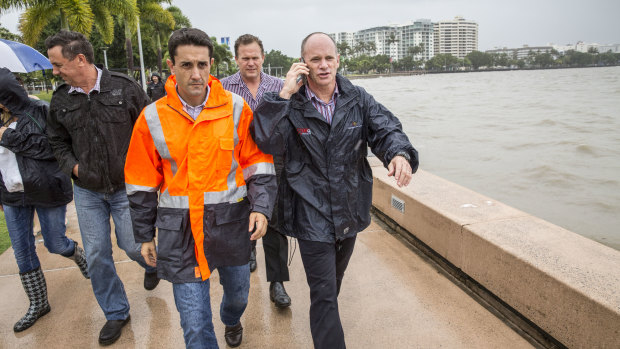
[146,72,166,102]
[0,67,89,333]
[45,30,158,345]
[253,32,418,349]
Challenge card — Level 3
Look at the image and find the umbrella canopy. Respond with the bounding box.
[0,39,53,73]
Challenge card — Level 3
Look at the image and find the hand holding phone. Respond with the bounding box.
[296,57,307,85]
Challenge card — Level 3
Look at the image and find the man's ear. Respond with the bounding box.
[166,59,174,74]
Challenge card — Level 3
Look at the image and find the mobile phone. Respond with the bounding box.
[296,58,307,85]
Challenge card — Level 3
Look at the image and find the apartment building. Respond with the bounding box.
[433,16,478,58]
[329,19,435,62]
[486,45,554,60]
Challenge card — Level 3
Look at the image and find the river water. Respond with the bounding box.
[354,67,620,251]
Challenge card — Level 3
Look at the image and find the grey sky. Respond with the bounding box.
[1,0,619,57]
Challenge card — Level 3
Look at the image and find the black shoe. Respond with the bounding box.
[99,316,130,346]
[144,271,160,291]
[249,247,257,273]
[224,322,243,347]
[269,281,291,308]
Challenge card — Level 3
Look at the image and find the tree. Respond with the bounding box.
[0,22,21,41]
[139,0,175,74]
[1,0,94,45]
[210,36,232,78]
[407,43,423,59]
[336,41,351,58]
[466,51,491,69]
[263,49,295,77]
[534,52,554,68]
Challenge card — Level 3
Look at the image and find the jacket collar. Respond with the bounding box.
[164,75,230,122]
[292,74,359,127]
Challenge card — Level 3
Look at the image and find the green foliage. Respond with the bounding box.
[425,53,460,71]
[211,36,232,78]
[264,50,296,76]
[0,210,10,256]
[466,50,491,69]
[0,22,21,41]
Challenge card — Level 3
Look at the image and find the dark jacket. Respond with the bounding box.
[0,68,72,207]
[147,73,166,102]
[252,74,418,243]
[47,67,149,194]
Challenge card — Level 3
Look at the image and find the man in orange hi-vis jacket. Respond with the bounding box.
[124,28,276,349]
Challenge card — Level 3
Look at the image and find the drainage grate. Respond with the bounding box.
[391,195,405,213]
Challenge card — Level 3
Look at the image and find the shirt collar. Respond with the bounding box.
[68,65,102,95]
[176,85,210,119]
[305,82,339,105]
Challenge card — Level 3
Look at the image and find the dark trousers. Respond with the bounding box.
[298,236,357,349]
[251,226,290,282]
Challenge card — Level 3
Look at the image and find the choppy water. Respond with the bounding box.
[354,67,620,251]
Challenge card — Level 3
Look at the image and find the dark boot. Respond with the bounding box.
[270,281,291,308]
[249,246,257,272]
[14,267,51,332]
[68,240,89,279]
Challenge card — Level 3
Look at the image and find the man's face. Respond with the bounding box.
[152,76,159,84]
[235,42,264,81]
[167,45,212,103]
[302,34,340,90]
[47,46,83,86]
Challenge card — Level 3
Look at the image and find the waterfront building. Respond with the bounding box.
[329,18,436,62]
[486,45,554,60]
[433,16,478,59]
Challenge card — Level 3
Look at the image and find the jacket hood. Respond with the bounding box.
[0,67,30,115]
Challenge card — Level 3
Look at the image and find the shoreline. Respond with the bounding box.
[345,64,619,80]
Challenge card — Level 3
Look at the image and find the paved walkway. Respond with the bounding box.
[0,203,533,348]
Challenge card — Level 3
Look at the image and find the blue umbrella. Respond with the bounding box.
[0,39,53,73]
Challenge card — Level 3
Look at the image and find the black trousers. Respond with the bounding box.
[252,226,290,282]
[298,236,357,349]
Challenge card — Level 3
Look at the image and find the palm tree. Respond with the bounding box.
[139,0,174,74]
[1,0,94,45]
[210,36,232,78]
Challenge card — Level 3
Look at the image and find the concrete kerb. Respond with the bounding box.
[368,157,620,349]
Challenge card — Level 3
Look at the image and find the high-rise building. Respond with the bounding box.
[433,16,478,58]
[398,19,434,61]
[329,19,435,62]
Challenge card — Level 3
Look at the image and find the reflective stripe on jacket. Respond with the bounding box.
[125,75,276,282]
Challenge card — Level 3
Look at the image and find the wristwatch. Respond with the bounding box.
[394,151,410,162]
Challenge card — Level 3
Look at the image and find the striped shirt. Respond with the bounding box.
[177,86,210,120]
[68,65,102,95]
[305,83,339,125]
[220,72,283,111]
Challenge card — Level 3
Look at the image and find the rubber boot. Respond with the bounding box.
[68,240,89,279]
[14,267,51,332]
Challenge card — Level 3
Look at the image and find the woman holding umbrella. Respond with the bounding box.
[0,68,89,332]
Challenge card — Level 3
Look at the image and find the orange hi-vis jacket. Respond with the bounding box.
[124,75,276,283]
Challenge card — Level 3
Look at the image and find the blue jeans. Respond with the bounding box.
[73,184,156,320]
[173,264,250,349]
[4,204,74,273]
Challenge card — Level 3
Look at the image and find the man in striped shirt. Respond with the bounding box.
[221,34,292,309]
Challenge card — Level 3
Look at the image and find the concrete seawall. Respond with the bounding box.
[368,157,620,348]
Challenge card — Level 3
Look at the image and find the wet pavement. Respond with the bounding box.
[0,203,533,348]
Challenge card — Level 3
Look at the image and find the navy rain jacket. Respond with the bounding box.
[252,74,418,243]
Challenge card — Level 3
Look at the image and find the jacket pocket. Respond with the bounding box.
[97,97,130,123]
[216,137,235,173]
[204,199,251,267]
[155,210,186,264]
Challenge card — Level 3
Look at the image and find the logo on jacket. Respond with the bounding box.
[347,121,363,130]
[297,128,312,136]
